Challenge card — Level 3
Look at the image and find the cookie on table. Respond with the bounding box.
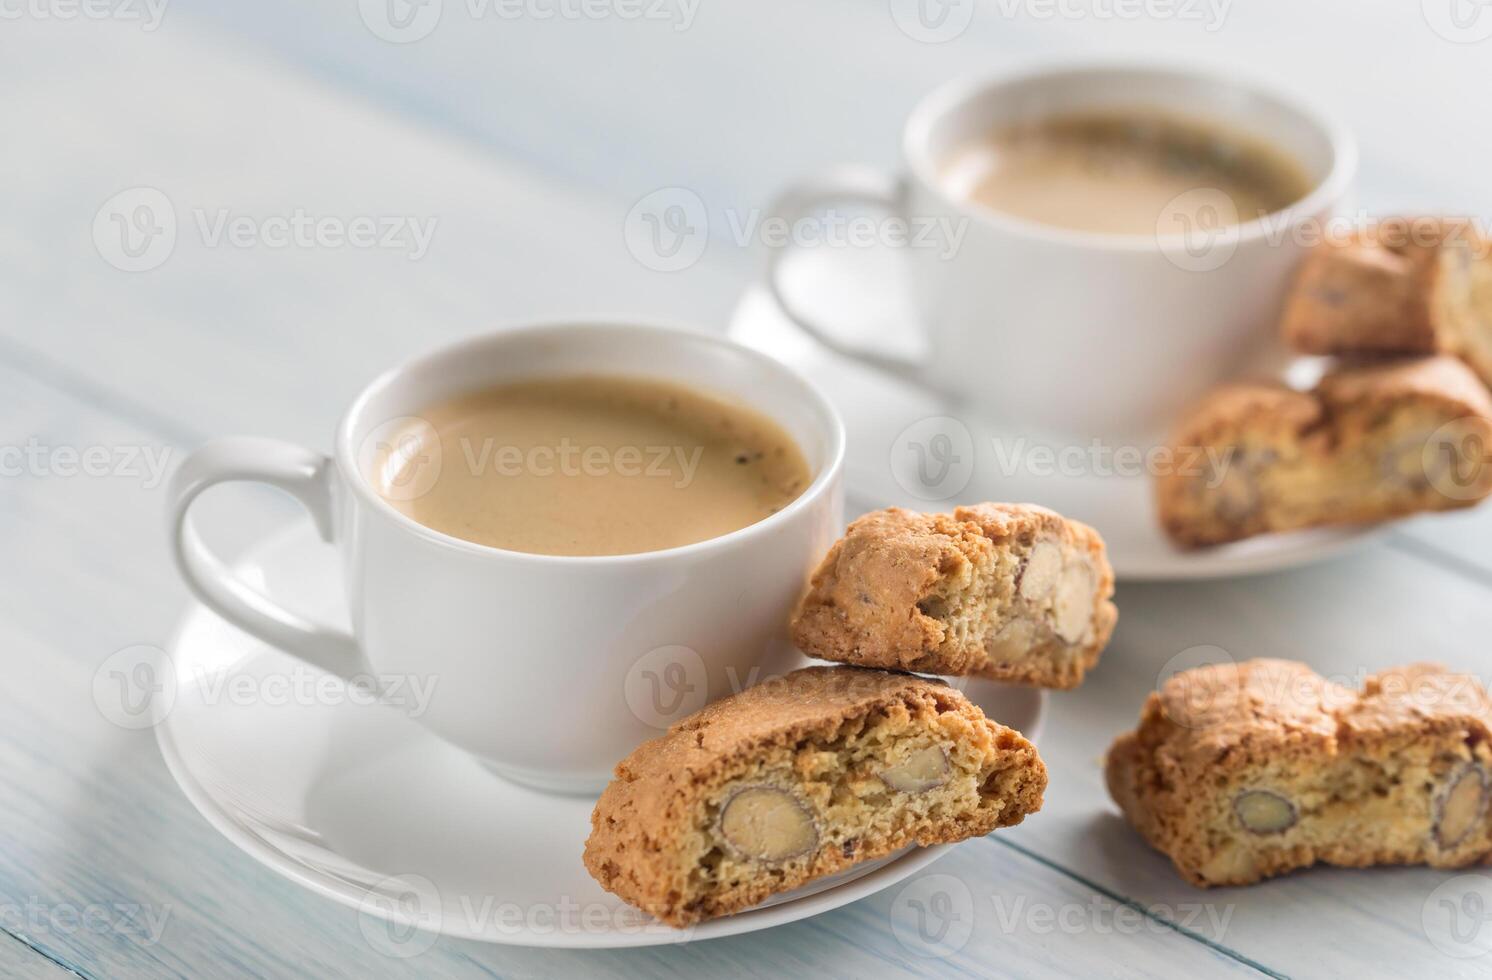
[584,665,1046,927]
[1106,658,1492,887]
[1280,217,1492,387]
[1155,355,1492,547]
[789,504,1117,689]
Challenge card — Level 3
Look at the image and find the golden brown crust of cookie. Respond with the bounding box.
[584,665,1046,925]
[1165,384,1323,453]
[1156,355,1492,547]
[1171,356,1492,451]
[1281,217,1492,387]
[1314,353,1492,417]
[1106,659,1492,886]
[1281,225,1444,354]
[789,504,1116,688]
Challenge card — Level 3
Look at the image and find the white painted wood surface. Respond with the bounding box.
[5,2,1492,976]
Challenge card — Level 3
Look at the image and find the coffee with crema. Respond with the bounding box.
[940,109,1313,236]
[372,376,810,556]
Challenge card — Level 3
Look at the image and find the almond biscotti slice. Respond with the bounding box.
[789,504,1116,689]
[1280,217,1492,387]
[1156,355,1492,547]
[584,665,1045,927]
[1106,659,1492,887]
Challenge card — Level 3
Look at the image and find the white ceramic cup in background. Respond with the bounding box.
[166,322,845,795]
[767,62,1357,440]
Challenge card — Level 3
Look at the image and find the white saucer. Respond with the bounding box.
[730,268,1380,581]
[157,520,1046,948]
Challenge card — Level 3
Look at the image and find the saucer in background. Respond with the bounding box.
[731,261,1380,582]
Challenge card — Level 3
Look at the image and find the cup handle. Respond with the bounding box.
[766,166,931,386]
[167,437,365,680]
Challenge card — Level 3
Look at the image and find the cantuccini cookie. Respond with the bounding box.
[789,504,1117,689]
[584,665,1046,926]
[1155,355,1492,547]
[1280,217,1492,387]
[1106,659,1492,887]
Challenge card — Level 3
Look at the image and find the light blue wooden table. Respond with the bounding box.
[6,1,1492,975]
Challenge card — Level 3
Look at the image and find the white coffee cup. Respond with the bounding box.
[166,322,845,795]
[767,62,1357,439]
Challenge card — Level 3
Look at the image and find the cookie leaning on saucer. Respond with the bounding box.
[789,503,1117,689]
[1155,355,1492,548]
[1281,217,1492,387]
[583,665,1046,927]
[1106,659,1492,887]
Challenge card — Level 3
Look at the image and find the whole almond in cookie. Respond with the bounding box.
[1106,659,1492,887]
[583,665,1046,927]
[790,503,1117,689]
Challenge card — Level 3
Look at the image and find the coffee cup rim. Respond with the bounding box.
[334,319,847,565]
[901,58,1359,252]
